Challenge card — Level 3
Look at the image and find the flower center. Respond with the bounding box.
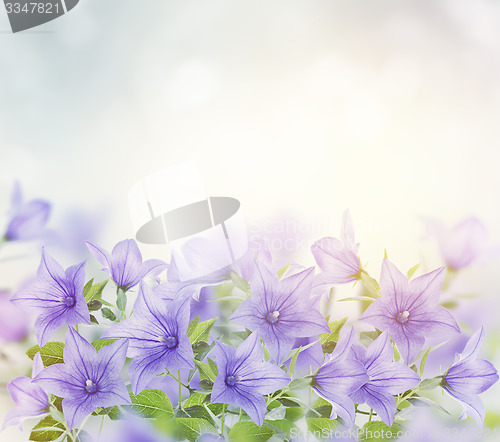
[225,375,241,387]
[60,296,75,307]
[159,336,178,349]
[85,379,98,394]
[266,311,280,324]
[396,311,410,324]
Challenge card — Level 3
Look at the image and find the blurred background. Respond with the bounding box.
[1,0,500,440]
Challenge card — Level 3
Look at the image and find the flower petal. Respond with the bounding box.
[62,395,95,430]
[85,241,111,271]
[406,267,445,311]
[379,259,408,312]
[389,324,425,365]
[444,388,485,426]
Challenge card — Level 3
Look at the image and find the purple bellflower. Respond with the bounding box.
[85,239,167,290]
[313,328,369,427]
[32,327,130,430]
[350,331,420,426]
[442,327,499,425]
[0,290,30,342]
[103,282,194,394]
[211,332,290,426]
[10,250,90,346]
[4,182,51,241]
[2,354,48,430]
[229,262,329,364]
[360,259,460,364]
[311,210,361,287]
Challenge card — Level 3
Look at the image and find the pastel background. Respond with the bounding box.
[1,0,500,440]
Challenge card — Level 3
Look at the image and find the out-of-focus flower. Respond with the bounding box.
[0,291,29,342]
[425,217,498,270]
[311,210,361,287]
[349,331,420,426]
[2,354,48,430]
[232,237,272,282]
[313,328,369,427]
[360,259,460,364]
[3,182,51,242]
[442,327,499,426]
[10,250,90,345]
[99,418,174,442]
[85,239,167,290]
[103,282,194,394]
[33,327,130,430]
[211,332,290,426]
[229,262,329,364]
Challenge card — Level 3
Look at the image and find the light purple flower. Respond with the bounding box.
[103,282,194,394]
[289,336,324,375]
[311,210,361,287]
[99,418,174,442]
[360,259,460,364]
[2,354,48,430]
[85,239,167,290]
[4,182,51,241]
[10,250,90,346]
[442,327,499,425]
[211,332,290,426]
[0,290,29,342]
[425,217,497,270]
[32,327,130,430]
[229,262,329,364]
[313,328,369,427]
[349,331,420,426]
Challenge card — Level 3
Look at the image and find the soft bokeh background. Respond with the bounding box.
[1,0,500,440]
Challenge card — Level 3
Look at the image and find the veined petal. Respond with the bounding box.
[273,267,314,312]
[407,305,460,336]
[95,339,129,382]
[249,261,277,308]
[85,241,111,271]
[141,259,168,279]
[229,299,266,331]
[315,358,368,396]
[260,327,294,365]
[62,395,95,430]
[35,308,69,346]
[444,388,485,426]
[389,324,425,365]
[362,385,397,427]
[379,259,408,312]
[2,407,46,430]
[364,331,393,371]
[445,359,499,394]
[311,237,359,283]
[235,332,264,364]
[237,362,290,395]
[314,388,356,428]
[278,307,330,337]
[95,378,131,407]
[359,299,395,331]
[330,327,357,362]
[32,363,84,398]
[37,249,66,285]
[457,327,485,363]
[214,340,237,375]
[406,267,445,311]
[7,376,48,411]
[64,327,97,377]
[230,386,267,427]
[129,348,168,395]
[369,362,420,395]
[111,239,143,287]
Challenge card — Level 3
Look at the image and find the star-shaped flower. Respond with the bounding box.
[229,262,329,364]
[211,332,290,426]
[32,327,130,430]
[349,331,420,426]
[85,239,167,290]
[103,282,194,394]
[360,259,460,364]
[442,327,499,425]
[2,354,48,430]
[11,250,90,345]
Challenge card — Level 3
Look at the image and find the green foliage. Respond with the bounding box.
[124,389,174,419]
[91,338,117,352]
[306,417,339,436]
[228,421,275,442]
[419,347,432,377]
[194,359,218,382]
[175,417,218,442]
[319,317,348,353]
[277,264,290,280]
[83,279,108,303]
[29,416,65,441]
[27,341,65,367]
[407,263,420,280]
[101,307,117,322]
[116,288,127,312]
[360,421,404,441]
[187,316,218,345]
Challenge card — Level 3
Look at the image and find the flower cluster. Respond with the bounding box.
[2,209,498,442]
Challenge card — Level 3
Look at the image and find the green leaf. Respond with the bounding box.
[176,405,215,425]
[107,405,122,420]
[319,317,348,353]
[83,279,108,303]
[289,378,311,390]
[360,421,403,441]
[194,359,218,383]
[289,346,301,378]
[90,314,99,324]
[124,389,174,419]
[101,307,117,322]
[92,338,117,352]
[418,377,442,390]
[87,300,102,311]
[230,271,251,294]
[188,317,218,345]
[183,393,207,408]
[306,417,339,435]
[175,417,218,442]
[26,344,41,360]
[29,415,65,441]
[419,347,432,377]
[285,406,304,422]
[359,272,381,297]
[116,288,127,312]
[228,421,275,442]
[265,406,286,420]
[39,341,65,367]
[407,263,420,280]
[277,264,290,280]
[265,419,295,436]
[337,296,376,303]
[359,330,382,347]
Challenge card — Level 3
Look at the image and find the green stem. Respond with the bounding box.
[238,408,243,422]
[221,404,226,436]
[368,408,373,422]
[178,369,182,410]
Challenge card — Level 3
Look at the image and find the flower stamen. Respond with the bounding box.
[225,375,241,387]
[396,311,410,324]
[159,336,178,349]
[85,379,98,394]
[266,311,280,324]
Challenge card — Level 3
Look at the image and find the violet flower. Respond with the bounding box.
[2,354,48,430]
[32,327,130,430]
[229,262,329,364]
[313,328,369,427]
[349,331,420,426]
[103,282,194,394]
[4,182,51,242]
[85,239,167,290]
[0,290,29,342]
[211,332,290,426]
[289,336,324,375]
[10,250,90,346]
[360,259,460,364]
[442,327,499,425]
[311,210,361,287]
